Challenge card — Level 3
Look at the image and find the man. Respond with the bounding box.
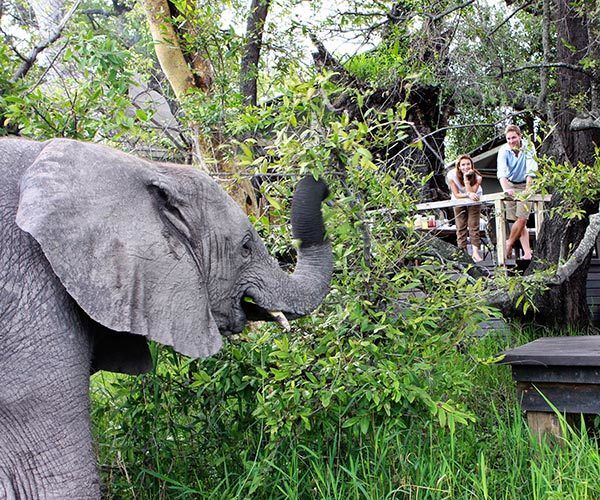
[497,124,538,260]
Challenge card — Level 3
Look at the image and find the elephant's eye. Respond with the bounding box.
[241,236,252,258]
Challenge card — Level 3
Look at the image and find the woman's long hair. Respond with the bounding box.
[454,154,481,186]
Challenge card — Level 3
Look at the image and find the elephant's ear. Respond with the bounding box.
[16,139,222,363]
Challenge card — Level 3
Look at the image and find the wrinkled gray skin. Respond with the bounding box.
[0,138,332,498]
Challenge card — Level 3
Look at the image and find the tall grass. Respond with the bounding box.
[177,409,598,499]
[92,328,600,498]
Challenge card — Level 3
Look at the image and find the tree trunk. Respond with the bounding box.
[138,0,196,101]
[139,0,258,214]
[240,0,271,106]
[530,200,594,328]
[528,0,600,327]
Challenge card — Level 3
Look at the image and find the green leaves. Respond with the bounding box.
[1,30,143,141]
[203,69,508,443]
[534,150,600,221]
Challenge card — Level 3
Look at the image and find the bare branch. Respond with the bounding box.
[388,114,529,166]
[502,62,597,79]
[405,122,446,166]
[0,25,27,61]
[23,40,69,96]
[570,115,600,131]
[428,0,476,22]
[550,210,600,286]
[129,101,187,153]
[11,0,82,83]
[488,1,533,37]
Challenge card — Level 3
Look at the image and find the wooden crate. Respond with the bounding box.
[502,336,600,440]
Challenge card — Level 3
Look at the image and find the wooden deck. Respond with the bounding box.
[416,193,551,266]
[503,336,600,366]
[417,194,600,325]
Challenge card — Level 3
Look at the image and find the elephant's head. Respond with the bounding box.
[16,139,332,371]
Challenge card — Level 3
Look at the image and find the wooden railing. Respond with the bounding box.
[416,193,552,266]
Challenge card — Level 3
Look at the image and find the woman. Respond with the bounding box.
[447,154,483,262]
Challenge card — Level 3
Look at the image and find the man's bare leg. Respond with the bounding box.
[506,218,526,259]
[518,219,532,259]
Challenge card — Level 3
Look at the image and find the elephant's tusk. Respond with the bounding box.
[268,310,290,331]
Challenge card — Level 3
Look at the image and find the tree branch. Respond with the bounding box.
[487,205,600,311]
[428,0,476,22]
[240,0,271,106]
[419,232,489,279]
[309,33,356,85]
[488,1,533,36]
[502,62,596,79]
[11,0,82,83]
[549,210,600,286]
[405,122,445,166]
[570,115,600,131]
[23,40,69,95]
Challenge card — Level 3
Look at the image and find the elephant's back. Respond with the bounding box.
[0,138,55,322]
[0,138,46,210]
[1,138,47,255]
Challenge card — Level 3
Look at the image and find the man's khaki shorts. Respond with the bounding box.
[505,181,531,221]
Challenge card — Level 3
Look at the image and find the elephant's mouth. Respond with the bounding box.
[240,294,292,330]
[217,294,268,337]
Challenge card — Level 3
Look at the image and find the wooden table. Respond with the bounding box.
[416,193,551,266]
[502,336,600,439]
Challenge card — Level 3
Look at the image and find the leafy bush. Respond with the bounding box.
[92,71,504,495]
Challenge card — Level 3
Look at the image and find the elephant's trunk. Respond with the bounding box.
[245,176,333,321]
[291,176,329,247]
[284,175,333,314]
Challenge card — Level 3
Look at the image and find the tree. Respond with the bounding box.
[522,0,600,327]
[138,0,262,211]
[138,0,213,167]
[304,0,600,327]
[1,0,598,329]
[239,0,271,106]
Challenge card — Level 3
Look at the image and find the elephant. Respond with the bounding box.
[0,137,332,498]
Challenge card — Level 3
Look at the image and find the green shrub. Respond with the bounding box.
[92,72,506,496]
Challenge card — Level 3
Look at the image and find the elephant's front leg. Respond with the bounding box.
[0,247,101,498]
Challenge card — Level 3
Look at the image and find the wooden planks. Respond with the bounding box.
[502,336,600,366]
[587,260,600,325]
[415,192,551,211]
[517,381,600,414]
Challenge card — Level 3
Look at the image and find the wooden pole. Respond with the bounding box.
[527,412,563,443]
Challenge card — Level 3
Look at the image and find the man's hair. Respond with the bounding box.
[504,124,522,136]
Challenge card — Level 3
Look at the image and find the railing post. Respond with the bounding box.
[495,198,507,266]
